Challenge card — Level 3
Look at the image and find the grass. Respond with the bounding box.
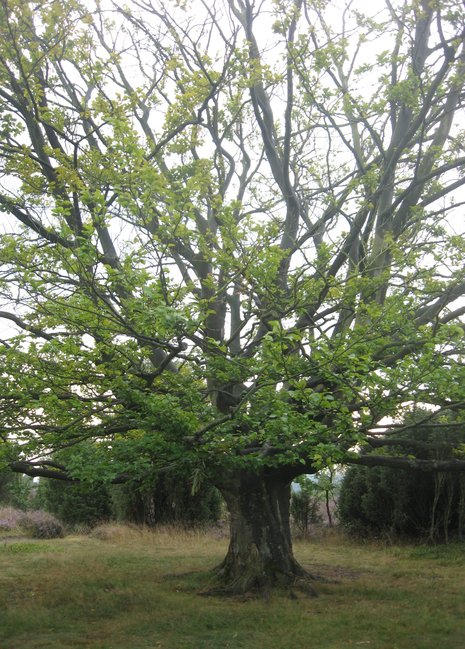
[1,524,465,648]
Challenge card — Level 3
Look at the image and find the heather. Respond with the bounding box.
[0,507,23,534]
[0,506,63,539]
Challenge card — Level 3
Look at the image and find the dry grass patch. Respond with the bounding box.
[89,522,149,542]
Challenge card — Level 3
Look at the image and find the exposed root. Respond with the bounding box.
[291,576,319,598]
[199,567,320,599]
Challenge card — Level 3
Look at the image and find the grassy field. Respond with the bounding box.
[1,525,464,649]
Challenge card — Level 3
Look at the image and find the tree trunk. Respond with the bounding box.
[325,490,333,527]
[213,468,318,597]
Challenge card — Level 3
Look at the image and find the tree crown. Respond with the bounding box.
[1,0,465,482]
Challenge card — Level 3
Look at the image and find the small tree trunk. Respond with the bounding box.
[145,493,156,527]
[213,468,318,597]
[430,472,445,543]
[325,490,333,527]
[458,475,465,541]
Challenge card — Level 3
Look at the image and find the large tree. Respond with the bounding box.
[1,0,465,594]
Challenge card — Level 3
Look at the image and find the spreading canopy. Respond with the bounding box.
[1,0,465,484]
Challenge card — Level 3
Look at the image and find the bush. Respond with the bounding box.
[37,478,112,528]
[340,464,465,542]
[111,474,223,527]
[0,506,64,539]
[0,506,24,533]
[339,417,465,542]
[18,510,64,539]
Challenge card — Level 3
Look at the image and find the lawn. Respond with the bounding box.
[1,525,464,649]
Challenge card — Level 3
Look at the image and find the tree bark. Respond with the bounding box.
[212,468,318,597]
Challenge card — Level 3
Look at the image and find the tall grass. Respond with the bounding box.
[1,524,464,648]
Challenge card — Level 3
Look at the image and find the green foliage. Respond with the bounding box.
[0,470,15,503]
[290,476,323,534]
[339,413,465,542]
[1,0,465,588]
[111,474,223,527]
[35,440,222,528]
[0,471,35,510]
[37,471,222,530]
[37,479,112,528]
[291,470,340,533]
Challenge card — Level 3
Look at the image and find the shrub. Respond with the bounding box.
[0,506,65,539]
[111,475,223,527]
[0,506,24,533]
[37,478,112,527]
[19,510,64,539]
[339,412,465,544]
[339,463,465,542]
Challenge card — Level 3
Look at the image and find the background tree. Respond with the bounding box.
[111,475,223,527]
[1,0,465,594]
[35,443,222,528]
[290,475,323,536]
[339,409,465,542]
[0,470,35,510]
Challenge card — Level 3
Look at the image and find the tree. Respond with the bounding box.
[339,409,465,542]
[38,477,112,527]
[1,0,465,595]
[290,475,323,535]
[35,443,221,527]
[0,469,35,509]
[111,473,223,527]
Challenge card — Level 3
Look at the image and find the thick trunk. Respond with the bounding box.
[213,468,318,596]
